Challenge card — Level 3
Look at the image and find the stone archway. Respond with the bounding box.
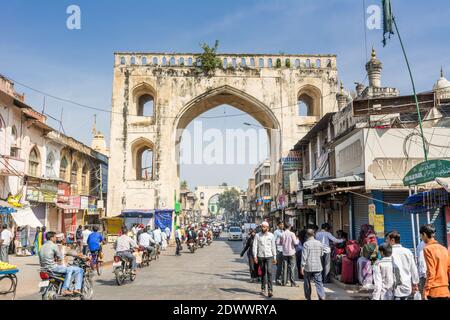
[108,52,338,215]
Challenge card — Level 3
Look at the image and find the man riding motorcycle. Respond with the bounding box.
[39,231,87,296]
[138,226,156,257]
[114,227,139,276]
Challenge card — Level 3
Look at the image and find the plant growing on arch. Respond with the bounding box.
[196,40,222,75]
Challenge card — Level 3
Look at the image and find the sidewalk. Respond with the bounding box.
[0,243,116,300]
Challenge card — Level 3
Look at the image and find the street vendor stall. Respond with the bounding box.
[0,262,19,300]
[10,207,43,256]
[102,217,124,243]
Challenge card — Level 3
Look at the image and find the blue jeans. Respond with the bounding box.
[52,265,84,291]
[304,271,325,300]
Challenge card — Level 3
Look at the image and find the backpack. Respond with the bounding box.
[346,240,361,260]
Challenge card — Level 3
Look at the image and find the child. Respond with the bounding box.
[372,243,395,300]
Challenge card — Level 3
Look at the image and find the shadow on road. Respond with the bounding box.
[95,278,118,287]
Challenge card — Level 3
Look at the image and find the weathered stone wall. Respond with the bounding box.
[108,53,339,216]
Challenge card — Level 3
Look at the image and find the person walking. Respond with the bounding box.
[387,231,419,300]
[416,239,427,298]
[252,221,276,297]
[241,229,258,282]
[0,224,13,262]
[273,221,285,285]
[33,226,41,255]
[420,224,450,300]
[315,223,344,283]
[372,243,395,300]
[279,224,300,287]
[75,225,83,252]
[81,226,91,255]
[301,229,325,300]
[175,226,182,256]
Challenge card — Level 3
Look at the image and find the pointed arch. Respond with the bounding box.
[130,137,155,181]
[131,82,157,117]
[297,84,322,117]
[28,146,41,177]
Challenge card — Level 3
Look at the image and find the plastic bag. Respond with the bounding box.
[413,292,422,300]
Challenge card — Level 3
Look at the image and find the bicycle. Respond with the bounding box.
[89,249,103,276]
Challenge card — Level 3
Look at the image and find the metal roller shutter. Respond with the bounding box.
[419,208,447,247]
[383,191,413,250]
[352,193,369,240]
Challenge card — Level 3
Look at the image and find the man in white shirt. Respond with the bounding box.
[114,227,139,275]
[252,221,277,297]
[138,227,156,258]
[0,224,13,262]
[81,226,92,255]
[315,223,344,283]
[416,240,427,297]
[152,226,162,246]
[372,243,395,300]
[387,231,419,300]
[273,221,285,285]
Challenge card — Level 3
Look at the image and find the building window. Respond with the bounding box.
[60,156,68,180]
[28,147,40,177]
[10,126,19,158]
[46,151,56,178]
[81,164,89,194]
[137,148,153,180]
[71,161,78,185]
[137,94,154,117]
[200,192,205,199]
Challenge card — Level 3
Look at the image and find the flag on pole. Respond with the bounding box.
[382,0,395,47]
[174,190,181,215]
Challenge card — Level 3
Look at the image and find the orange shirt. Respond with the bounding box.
[423,239,450,298]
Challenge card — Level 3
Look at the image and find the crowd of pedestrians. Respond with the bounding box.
[240,220,449,300]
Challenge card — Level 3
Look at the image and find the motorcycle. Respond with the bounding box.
[113,251,137,286]
[187,239,197,253]
[213,230,220,239]
[206,236,213,246]
[139,246,151,268]
[198,237,206,248]
[39,257,94,300]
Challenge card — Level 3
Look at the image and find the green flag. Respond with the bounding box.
[382,0,395,47]
[174,190,181,215]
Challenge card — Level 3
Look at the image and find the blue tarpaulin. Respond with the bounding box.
[154,210,174,233]
[390,189,449,213]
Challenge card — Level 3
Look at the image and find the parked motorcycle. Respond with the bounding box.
[113,251,137,286]
[39,257,94,300]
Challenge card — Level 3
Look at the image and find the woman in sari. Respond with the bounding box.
[33,226,42,255]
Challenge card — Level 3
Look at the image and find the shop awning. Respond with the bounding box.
[121,210,155,218]
[0,200,16,214]
[322,174,365,183]
[11,207,43,228]
[56,203,79,213]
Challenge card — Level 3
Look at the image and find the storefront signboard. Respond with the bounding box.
[403,160,450,186]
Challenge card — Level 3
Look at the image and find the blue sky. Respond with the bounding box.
[1,0,449,188]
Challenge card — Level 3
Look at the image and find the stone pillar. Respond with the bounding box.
[336,82,348,110]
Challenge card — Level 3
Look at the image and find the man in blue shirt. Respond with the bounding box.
[87,226,105,255]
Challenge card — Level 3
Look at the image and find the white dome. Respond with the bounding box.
[433,68,450,91]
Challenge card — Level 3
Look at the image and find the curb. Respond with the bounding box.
[330,276,361,292]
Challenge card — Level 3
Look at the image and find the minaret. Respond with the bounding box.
[366,47,382,88]
[336,81,348,110]
[90,114,109,156]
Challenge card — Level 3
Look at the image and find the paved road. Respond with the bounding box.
[19,235,355,300]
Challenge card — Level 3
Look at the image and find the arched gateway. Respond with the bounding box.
[108,53,338,215]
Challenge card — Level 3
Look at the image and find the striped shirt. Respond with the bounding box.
[301,237,324,272]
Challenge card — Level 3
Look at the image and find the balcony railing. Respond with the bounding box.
[0,155,25,176]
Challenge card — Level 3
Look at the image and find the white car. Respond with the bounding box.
[228,227,243,241]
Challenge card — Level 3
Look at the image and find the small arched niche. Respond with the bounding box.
[132,83,157,119]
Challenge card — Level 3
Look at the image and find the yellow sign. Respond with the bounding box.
[368,204,376,225]
[374,215,385,238]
